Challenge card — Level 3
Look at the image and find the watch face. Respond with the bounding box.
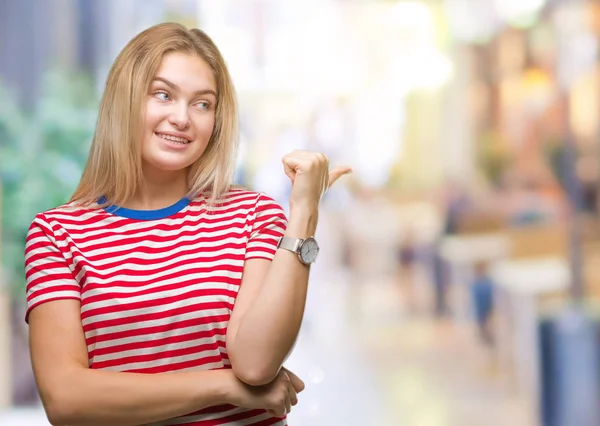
[299,237,319,264]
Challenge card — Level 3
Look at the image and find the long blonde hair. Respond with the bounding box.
[71,22,238,208]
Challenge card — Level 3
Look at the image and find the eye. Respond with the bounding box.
[154,91,171,101]
[195,101,211,111]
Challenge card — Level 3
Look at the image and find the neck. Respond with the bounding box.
[125,166,189,210]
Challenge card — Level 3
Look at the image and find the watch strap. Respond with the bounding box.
[277,237,303,253]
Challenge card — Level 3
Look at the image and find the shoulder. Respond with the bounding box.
[204,187,283,210]
[190,187,286,221]
[29,201,104,231]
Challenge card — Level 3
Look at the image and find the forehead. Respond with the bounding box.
[154,52,216,91]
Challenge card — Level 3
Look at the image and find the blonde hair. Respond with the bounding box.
[71,22,238,208]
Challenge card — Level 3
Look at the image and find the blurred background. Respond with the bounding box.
[2,0,600,425]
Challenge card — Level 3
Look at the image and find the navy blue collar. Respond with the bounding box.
[98,196,192,220]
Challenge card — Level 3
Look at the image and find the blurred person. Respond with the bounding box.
[431,181,471,318]
[24,23,351,426]
[396,229,420,315]
[470,261,495,346]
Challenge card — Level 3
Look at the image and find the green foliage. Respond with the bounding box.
[0,70,98,297]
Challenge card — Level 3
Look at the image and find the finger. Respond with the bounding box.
[322,168,329,195]
[268,408,285,418]
[287,378,298,406]
[284,393,292,415]
[282,154,311,179]
[318,152,329,167]
[272,402,286,418]
[283,368,306,393]
[282,157,297,183]
[289,386,298,406]
[328,166,353,188]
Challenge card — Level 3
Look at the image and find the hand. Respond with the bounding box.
[265,368,305,417]
[282,150,352,209]
[227,368,305,418]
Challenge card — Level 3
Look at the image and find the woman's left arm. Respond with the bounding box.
[226,151,351,386]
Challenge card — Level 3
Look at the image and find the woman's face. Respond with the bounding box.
[141,52,217,176]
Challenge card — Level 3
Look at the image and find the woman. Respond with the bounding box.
[24,22,351,426]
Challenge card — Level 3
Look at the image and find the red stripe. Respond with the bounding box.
[82,300,231,329]
[119,354,224,373]
[57,221,247,247]
[89,327,227,358]
[48,201,257,234]
[91,341,226,369]
[211,409,273,424]
[71,247,245,279]
[251,416,287,426]
[86,314,230,344]
[83,277,239,303]
[72,242,247,265]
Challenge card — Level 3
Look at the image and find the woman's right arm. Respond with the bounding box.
[29,299,296,426]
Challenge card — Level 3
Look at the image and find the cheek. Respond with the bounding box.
[144,104,164,130]
[194,114,216,140]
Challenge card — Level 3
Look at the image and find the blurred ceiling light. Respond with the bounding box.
[390,48,454,93]
[444,0,499,43]
[353,91,405,188]
[494,0,547,28]
[388,1,433,30]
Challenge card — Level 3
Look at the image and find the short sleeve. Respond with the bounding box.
[245,193,288,261]
[24,214,81,323]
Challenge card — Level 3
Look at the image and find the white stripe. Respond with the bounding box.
[27,291,80,308]
[88,320,229,350]
[69,239,247,267]
[247,240,280,251]
[54,215,251,245]
[75,265,242,288]
[83,294,231,325]
[82,291,234,319]
[91,334,227,363]
[221,411,283,426]
[153,406,247,425]
[99,354,224,372]
[85,316,230,339]
[65,228,248,254]
[83,280,237,300]
[174,358,230,372]
[26,266,75,286]
[70,243,246,274]
[25,237,62,258]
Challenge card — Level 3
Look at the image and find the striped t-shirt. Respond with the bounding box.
[24,189,288,425]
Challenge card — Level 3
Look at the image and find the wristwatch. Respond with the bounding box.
[277,236,320,265]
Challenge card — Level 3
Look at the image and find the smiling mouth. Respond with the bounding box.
[155,132,192,144]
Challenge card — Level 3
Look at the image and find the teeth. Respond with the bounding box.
[157,133,189,144]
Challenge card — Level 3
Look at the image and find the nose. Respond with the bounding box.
[168,102,190,130]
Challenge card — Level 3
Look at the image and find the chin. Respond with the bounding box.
[145,157,196,173]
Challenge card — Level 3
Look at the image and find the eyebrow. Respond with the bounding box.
[153,76,217,98]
